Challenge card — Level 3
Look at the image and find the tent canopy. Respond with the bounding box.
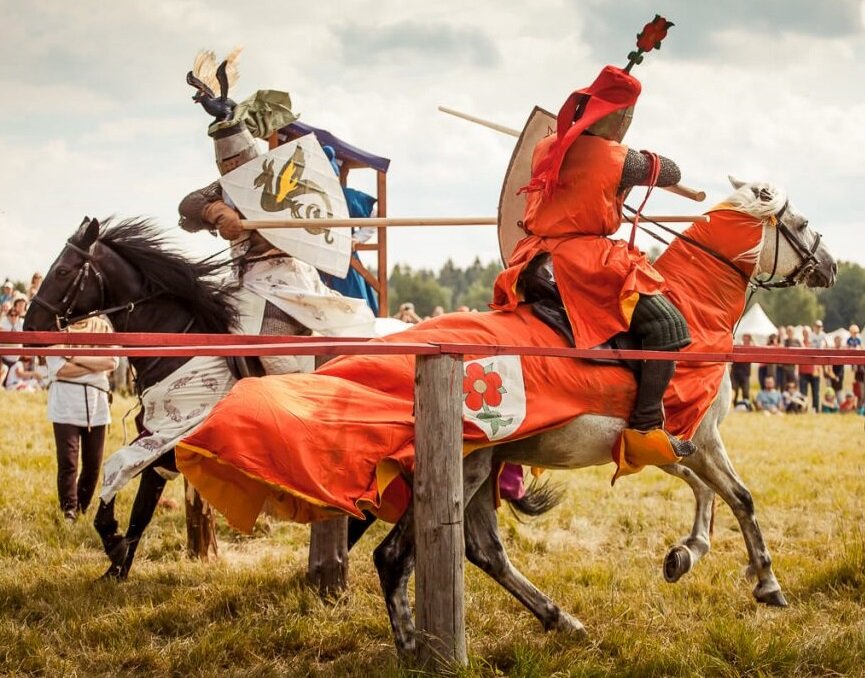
[735,302,777,344]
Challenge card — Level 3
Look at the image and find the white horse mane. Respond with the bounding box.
[722,180,789,267]
[724,181,788,221]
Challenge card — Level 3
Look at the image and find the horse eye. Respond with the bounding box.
[56,267,70,277]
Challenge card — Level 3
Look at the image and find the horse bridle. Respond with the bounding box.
[750,201,822,290]
[30,239,155,330]
[627,200,822,291]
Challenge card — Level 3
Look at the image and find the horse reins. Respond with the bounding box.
[625,199,822,290]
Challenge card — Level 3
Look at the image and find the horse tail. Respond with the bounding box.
[506,476,564,519]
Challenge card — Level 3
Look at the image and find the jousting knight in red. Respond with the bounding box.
[492,16,697,461]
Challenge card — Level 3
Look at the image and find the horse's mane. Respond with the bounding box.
[79,218,238,333]
[723,182,788,221]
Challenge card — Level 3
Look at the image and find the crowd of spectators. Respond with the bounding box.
[733,320,865,416]
[1,274,46,390]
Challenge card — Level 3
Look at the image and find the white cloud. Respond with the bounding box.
[1,0,863,286]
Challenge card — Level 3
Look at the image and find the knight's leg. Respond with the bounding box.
[681,431,786,606]
[463,473,586,637]
[659,463,715,583]
[627,294,696,457]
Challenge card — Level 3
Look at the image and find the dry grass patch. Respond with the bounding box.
[1,391,864,675]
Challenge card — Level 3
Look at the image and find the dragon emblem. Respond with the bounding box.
[253,146,335,243]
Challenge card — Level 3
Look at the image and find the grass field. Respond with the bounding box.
[1,389,863,676]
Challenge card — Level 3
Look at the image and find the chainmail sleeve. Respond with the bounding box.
[619,149,681,191]
[178,181,223,234]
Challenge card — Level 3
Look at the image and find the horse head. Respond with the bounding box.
[726,176,836,290]
[24,217,140,332]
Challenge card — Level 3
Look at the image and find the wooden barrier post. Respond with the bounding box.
[414,353,467,667]
[306,353,349,596]
[308,518,349,595]
[184,478,218,560]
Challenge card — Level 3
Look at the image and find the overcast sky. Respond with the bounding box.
[1,0,864,283]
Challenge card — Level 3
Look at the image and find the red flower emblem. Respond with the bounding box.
[636,15,674,52]
[463,362,504,411]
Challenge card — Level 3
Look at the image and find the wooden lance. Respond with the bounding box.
[438,106,707,203]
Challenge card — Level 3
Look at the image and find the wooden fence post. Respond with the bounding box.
[305,353,349,596]
[308,518,349,595]
[414,353,467,667]
[184,478,218,560]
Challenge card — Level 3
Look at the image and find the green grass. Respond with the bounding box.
[1,390,864,676]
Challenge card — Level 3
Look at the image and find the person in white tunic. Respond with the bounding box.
[46,316,117,522]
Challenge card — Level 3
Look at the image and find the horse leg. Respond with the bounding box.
[96,452,173,581]
[117,462,170,579]
[682,435,787,607]
[464,474,587,637]
[373,449,494,657]
[659,463,716,583]
[94,498,128,579]
[347,511,377,551]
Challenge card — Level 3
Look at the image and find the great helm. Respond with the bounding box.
[186,49,296,177]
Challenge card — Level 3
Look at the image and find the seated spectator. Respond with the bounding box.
[839,391,858,413]
[781,380,808,413]
[393,302,422,324]
[754,376,783,415]
[820,387,838,413]
[4,357,44,391]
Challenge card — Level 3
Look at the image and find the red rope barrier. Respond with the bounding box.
[4,332,864,364]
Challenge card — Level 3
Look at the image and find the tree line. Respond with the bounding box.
[386,258,865,330]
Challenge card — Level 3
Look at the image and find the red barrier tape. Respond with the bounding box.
[3,332,864,364]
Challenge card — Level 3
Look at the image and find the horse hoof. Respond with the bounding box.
[98,565,127,582]
[755,588,788,607]
[663,545,693,583]
[549,611,588,639]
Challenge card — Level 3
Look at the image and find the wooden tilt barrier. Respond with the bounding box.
[9,331,865,668]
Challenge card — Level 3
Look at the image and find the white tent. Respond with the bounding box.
[735,303,777,345]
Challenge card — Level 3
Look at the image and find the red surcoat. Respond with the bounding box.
[492,134,667,349]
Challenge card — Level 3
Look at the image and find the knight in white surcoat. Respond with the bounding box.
[178,50,376,374]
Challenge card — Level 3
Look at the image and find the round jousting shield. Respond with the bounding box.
[497,106,556,265]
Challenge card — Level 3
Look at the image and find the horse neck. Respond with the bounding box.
[653,212,761,340]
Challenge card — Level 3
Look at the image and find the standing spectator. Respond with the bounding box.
[826,334,845,398]
[0,280,14,306]
[812,319,828,348]
[780,325,801,386]
[730,333,753,406]
[758,333,779,389]
[27,272,42,300]
[781,380,808,413]
[754,375,783,415]
[1,294,26,367]
[798,328,820,411]
[848,324,864,412]
[46,316,118,522]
